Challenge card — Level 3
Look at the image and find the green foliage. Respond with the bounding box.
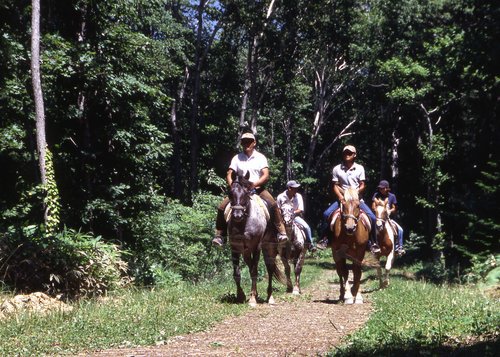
[0,227,129,298]
[334,275,500,356]
[44,148,61,235]
[129,191,229,285]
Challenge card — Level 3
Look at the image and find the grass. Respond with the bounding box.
[0,252,325,356]
[330,264,500,356]
[1,252,498,356]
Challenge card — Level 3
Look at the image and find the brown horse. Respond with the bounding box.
[373,197,396,288]
[330,187,370,304]
[279,202,308,295]
[227,172,285,306]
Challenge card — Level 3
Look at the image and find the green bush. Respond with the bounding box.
[129,191,230,285]
[0,226,130,298]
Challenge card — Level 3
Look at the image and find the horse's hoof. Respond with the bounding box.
[292,289,300,295]
[249,299,257,307]
[354,298,364,304]
[268,296,276,305]
[344,297,354,304]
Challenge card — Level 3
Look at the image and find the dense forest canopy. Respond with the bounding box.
[0,0,498,294]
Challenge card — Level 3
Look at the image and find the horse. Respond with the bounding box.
[330,187,370,304]
[278,202,308,295]
[227,172,285,307]
[373,197,396,288]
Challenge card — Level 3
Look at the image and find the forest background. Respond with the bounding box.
[0,0,498,296]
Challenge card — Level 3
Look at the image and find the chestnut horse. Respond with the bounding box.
[330,187,370,304]
[227,172,285,307]
[279,202,308,295]
[373,197,396,288]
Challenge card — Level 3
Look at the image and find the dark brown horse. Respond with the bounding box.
[373,197,396,288]
[330,187,370,304]
[279,202,308,295]
[227,172,285,306]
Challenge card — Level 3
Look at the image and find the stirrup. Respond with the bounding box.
[212,235,224,247]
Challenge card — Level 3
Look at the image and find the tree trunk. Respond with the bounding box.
[31,0,47,186]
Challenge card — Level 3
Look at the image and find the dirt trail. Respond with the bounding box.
[82,268,373,356]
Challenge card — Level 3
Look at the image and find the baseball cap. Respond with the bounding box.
[287,180,301,188]
[377,180,390,189]
[240,132,256,141]
[342,145,356,153]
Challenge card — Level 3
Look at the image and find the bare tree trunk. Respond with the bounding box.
[171,67,189,197]
[31,0,47,186]
[238,0,277,138]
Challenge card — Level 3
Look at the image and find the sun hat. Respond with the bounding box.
[377,180,390,189]
[342,145,356,153]
[286,180,301,188]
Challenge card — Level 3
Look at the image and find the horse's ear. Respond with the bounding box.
[375,198,380,205]
[384,198,389,205]
[244,171,250,180]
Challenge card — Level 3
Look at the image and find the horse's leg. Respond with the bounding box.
[383,230,395,288]
[232,252,245,303]
[333,250,348,302]
[280,245,293,293]
[377,260,384,289]
[243,251,259,307]
[293,249,306,295]
[351,263,364,304]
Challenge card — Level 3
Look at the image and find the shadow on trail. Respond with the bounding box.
[219,293,267,305]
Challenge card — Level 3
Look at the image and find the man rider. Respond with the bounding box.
[317,145,379,253]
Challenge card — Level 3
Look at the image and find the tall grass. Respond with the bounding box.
[331,268,500,356]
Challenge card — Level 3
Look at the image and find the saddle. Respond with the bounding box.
[329,208,372,232]
[224,195,271,222]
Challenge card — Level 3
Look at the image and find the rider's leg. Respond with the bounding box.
[212,197,230,247]
[259,190,288,243]
[393,221,405,255]
[359,200,380,253]
[294,216,313,244]
[317,202,339,249]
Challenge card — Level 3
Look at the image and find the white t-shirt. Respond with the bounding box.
[229,150,269,184]
[331,162,366,189]
[277,190,305,212]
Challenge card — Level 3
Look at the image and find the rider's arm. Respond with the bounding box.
[333,182,345,204]
[358,180,366,196]
[251,167,269,189]
[390,203,398,216]
[226,168,234,188]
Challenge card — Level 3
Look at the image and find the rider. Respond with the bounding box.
[371,180,405,256]
[276,180,316,252]
[212,131,288,247]
[316,145,379,253]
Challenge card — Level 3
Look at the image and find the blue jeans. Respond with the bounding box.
[320,200,377,243]
[392,220,404,248]
[294,216,313,244]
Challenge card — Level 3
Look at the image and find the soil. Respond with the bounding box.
[82,266,373,356]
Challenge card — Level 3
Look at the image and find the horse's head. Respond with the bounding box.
[229,172,252,223]
[280,202,295,226]
[341,187,360,235]
[374,197,389,232]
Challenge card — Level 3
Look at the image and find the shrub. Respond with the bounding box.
[129,191,230,285]
[0,226,130,298]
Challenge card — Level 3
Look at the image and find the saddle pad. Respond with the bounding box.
[224,195,270,223]
[329,209,372,232]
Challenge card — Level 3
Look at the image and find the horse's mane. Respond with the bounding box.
[344,187,359,202]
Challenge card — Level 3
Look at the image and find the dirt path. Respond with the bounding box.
[83,268,373,356]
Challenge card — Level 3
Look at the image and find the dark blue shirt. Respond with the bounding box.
[372,191,398,208]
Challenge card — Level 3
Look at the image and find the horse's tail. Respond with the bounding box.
[270,261,287,285]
